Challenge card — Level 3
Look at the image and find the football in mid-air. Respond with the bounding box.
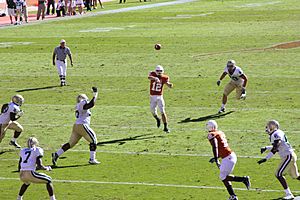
[154,44,161,50]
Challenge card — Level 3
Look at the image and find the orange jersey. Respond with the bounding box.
[207,130,232,159]
[149,71,169,96]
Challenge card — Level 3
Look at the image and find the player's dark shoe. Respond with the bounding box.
[218,107,226,114]
[243,176,251,190]
[156,118,161,128]
[52,153,58,166]
[163,128,170,133]
[9,141,21,148]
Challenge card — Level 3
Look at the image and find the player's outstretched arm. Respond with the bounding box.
[166,82,173,88]
[52,52,56,66]
[217,72,227,86]
[258,140,280,164]
[240,74,248,88]
[83,87,98,110]
[209,138,220,168]
[36,157,52,171]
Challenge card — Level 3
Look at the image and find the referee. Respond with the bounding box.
[52,39,73,86]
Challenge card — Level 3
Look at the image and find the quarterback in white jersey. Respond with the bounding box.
[0,95,24,148]
[258,120,300,200]
[216,60,248,113]
[52,87,100,165]
[17,137,55,200]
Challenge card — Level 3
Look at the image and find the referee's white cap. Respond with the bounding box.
[60,39,66,44]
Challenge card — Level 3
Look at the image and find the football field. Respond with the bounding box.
[0,0,300,199]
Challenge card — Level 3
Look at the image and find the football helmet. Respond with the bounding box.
[155,65,164,76]
[266,120,280,134]
[227,60,236,67]
[206,120,218,132]
[12,94,24,106]
[77,94,88,103]
[27,137,39,148]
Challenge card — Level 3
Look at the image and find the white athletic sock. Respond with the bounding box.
[50,195,56,200]
[90,151,96,160]
[17,195,23,200]
[221,104,226,108]
[284,188,292,195]
[11,138,16,142]
[56,148,64,157]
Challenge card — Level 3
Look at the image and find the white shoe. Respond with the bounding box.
[89,159,100,165]
[283,194,294,200]
[228,195,238,200]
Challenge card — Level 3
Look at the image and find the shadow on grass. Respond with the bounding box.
[97,134,164,146]
[51,163,90,169]
[0,149,15,155]
[178,111,235,123]
[16,85,61,92]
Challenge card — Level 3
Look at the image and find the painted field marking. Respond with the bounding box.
[0,42,34,48]
[235,1,281,8]
[162,12,214,19]
[0,176,298,193]
[79,25,136,33]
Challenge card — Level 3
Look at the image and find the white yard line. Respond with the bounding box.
[0,0,196,29]
[0,176,297,193]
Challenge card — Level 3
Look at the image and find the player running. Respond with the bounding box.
[148,65,173,133]
[258,120,300,200]
[0,94,24,148]
[206,120,250,200]
[52,87,100,165]
[216,60,248,113]
[17,137,55,200]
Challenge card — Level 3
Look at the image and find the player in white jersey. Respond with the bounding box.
[216,60,248,113]
[52,87,100,165]
[17,137,55,200]
[258,120,300,200]
[0,95,24,148]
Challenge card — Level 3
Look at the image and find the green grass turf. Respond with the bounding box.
[0,0,300,199]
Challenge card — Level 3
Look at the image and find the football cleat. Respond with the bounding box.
[218,107,226,114]
[283,194,294,200]
[89,159,101,165]
[243,176,251,190]
[163,127,170,133]
[9,141,21,148]
[228,195,238,200]
[52,153,59,166]
[156,118,161,128]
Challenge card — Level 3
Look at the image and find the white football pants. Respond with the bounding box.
[150,95,165,115]
[56,60,67,76]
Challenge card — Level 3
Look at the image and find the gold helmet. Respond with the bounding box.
[266,120,280,134]
[77,94,88,103]
[227,60,236,67]
[27,137,39,148]
[12,94,24,106]
[206,120,218,132]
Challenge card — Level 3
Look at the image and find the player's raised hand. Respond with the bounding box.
[217,80,221,86]
[92,87,98,98]
[257,158,267,165]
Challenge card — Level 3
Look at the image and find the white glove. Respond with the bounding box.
[16,110,24,118]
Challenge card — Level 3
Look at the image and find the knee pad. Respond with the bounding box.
[89,143,97,151]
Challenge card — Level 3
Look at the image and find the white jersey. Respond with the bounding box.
[270,129,293,158]
[224,66,244,85]
[0,102,21,124]
[20,147,44,171]
[75,100,91,125]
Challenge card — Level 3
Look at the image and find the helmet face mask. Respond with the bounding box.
[77,94,88,103]
[12,94,24,106]
[155,65,164,76]
[266,120,280,134]
[206,120,218,132]
[27,137,39,148]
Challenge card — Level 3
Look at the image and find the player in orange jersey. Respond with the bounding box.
[206,120,250,200]
[148,65,173,133]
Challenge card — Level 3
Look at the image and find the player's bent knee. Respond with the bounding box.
[89,143,97,151]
